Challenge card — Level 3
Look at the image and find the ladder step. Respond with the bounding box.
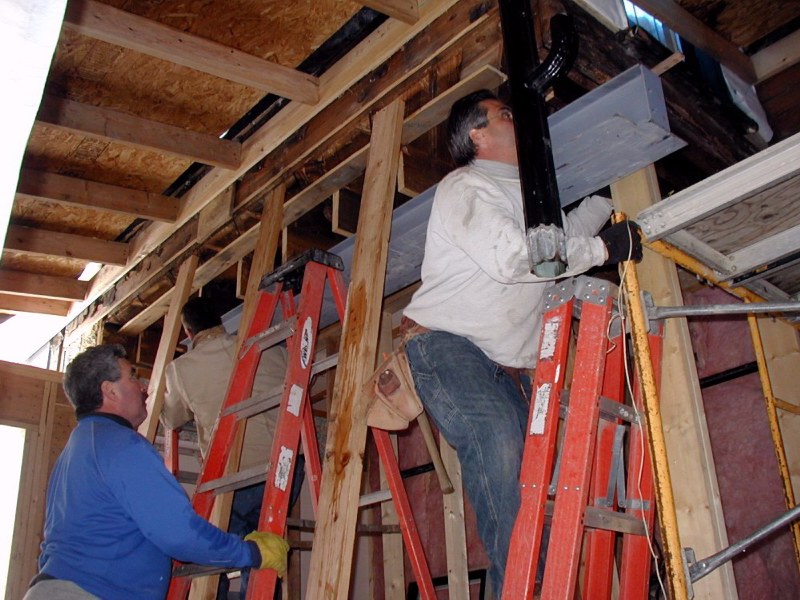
[221,353,338,420]
[196,464,268,495]
[242,315,296,357]
[221,389,282,420]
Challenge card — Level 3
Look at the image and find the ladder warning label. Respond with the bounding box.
[288,384,303,416]
[300,317,314,369]
[539,317,561,360]
[275,446,294,491]
[530,383,551,435]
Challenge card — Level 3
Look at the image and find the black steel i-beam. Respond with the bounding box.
[497,2,576,231]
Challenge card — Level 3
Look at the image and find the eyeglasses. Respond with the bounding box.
[486,107,513,123]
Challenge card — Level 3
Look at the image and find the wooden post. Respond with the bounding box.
[306,99,405,598]
[611,166,738,599]
[139,254,199,442]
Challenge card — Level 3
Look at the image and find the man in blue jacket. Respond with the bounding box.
[24,344,288,600]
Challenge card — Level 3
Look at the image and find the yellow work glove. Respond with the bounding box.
[244,531,289,577]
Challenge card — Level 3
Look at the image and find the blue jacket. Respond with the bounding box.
[38,413,258,599]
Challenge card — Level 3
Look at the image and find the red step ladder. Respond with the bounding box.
[503,275,663,600]
[166,248,436,599]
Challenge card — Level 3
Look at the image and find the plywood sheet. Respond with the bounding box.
[686,175,800,253]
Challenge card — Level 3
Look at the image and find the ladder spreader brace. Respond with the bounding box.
[502,275,664,600]
[165,249,439,600]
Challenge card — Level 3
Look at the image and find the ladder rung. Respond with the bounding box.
[242,316,297,357]
[359,489,392,507]
[222,389,282,420]
[584,506,647,536]
[559,390,640,424]
[311,352,338,376]
[196,463,269,495]
[286,517,401,535]
[222,354,338,420]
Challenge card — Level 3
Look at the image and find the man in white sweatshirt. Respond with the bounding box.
[402,89,640,596]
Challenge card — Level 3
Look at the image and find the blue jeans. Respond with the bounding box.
[405,331,530,596]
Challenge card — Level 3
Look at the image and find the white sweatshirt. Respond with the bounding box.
[403,159,612,368]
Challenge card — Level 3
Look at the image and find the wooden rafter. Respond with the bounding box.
[4,225,129,266]
[63,0,320,104]
[68,0,472,339]
[0,271,88,301]
[117,64,505,334]
[0,293,71,317]
[17,169,179,223]
[630,0,756,84]
[36,95,242,169]
[360,0,419,25]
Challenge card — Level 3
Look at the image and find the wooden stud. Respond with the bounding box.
[306,99,405,598]
[611,166,737,599]
[138,254,199,442]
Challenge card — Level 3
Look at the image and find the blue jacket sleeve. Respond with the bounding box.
[102,430,258,567]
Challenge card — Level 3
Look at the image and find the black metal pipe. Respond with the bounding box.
[497,2,577,231]
[699,361,758,389]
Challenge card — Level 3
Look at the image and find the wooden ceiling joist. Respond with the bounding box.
[0,293,71,317]
[63,0,320,105]
[118,63,505,335]
[630,0,756,84]
[752,29,800,82]
[3,225,128,266]
[360,0,420,25]
[0,271,88,301]
[17,169,179,223]
[69,0,477,339]
[36,95,242,169]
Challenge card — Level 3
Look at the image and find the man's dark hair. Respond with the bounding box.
[63,344,126,416]
[446,89,497,167]
[181,296,223,336]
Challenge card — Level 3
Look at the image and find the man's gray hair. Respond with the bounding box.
[63,344,126,416]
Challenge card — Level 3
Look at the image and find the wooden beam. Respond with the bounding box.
[0,271,88,301]
[629,0,756,84]
[16,169,179,223]
[360,0,419,25]
[117,63,505,335]
[68,0,479,340]
[139,254,199,442]
[63,0,319,104]
[36,95,241,169]
[0,293,71,317]
[752,29,800,82]
[307,99,405,597]
[4,224,128,266]
[611,166,738,599]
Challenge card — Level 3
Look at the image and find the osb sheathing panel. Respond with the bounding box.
[677,0,798,48]
[14,0,360,280]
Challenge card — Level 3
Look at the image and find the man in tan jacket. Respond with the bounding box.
[161,296,290,599]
